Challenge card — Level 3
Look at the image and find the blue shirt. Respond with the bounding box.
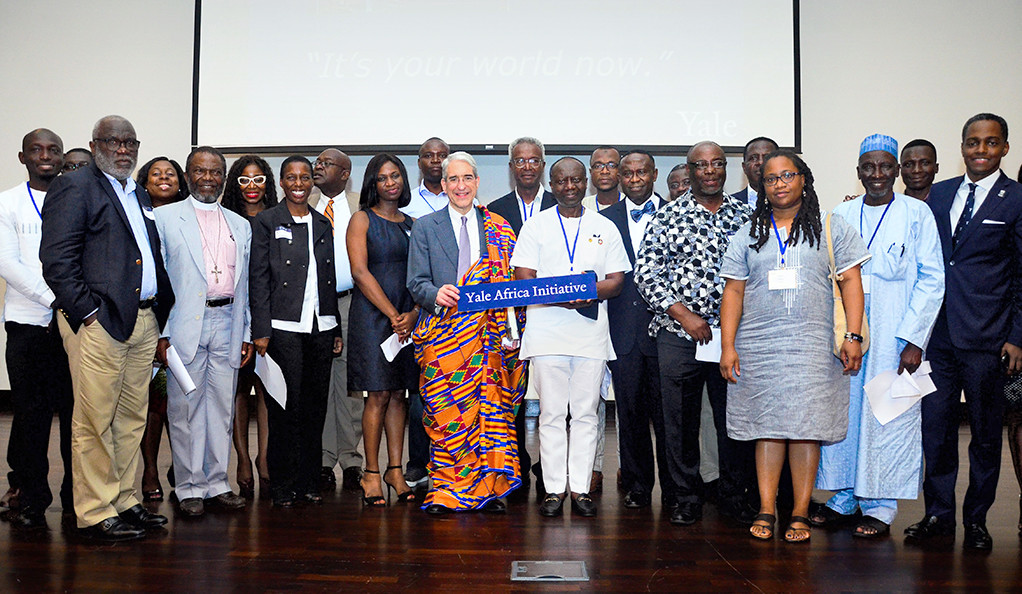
[102,172,157,300]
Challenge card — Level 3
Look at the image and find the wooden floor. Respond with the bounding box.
[2,413,1022,592]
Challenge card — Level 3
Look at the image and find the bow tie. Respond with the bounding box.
[630,200,655,222]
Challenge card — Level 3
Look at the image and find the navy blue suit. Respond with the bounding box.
[486,190,555,235]
[924,171,1022,525]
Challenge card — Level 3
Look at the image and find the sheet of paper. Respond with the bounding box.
[380,332,412,363]
[864,363,937,425]
[166,345,196,394]
[695,327,723,363]
[255,353,287,408]
[152,363,161,380]
[768,268,798,290]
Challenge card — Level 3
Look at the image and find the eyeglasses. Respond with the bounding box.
[62,162,89,172]
[688,159,727,172]
[313,159,344,169]
[762,171,802,186]
[591,162,618,172]
[237,175,266,186]
[93,137,140,151]
[512,157,543,168]
[621,168,652,180]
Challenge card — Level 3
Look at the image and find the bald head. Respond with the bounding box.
[20,128,64,189]
[686,141,727,201]
[313,148,352,197]
[23,128,62,153]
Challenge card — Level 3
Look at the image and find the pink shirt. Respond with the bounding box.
[192,199,236,298]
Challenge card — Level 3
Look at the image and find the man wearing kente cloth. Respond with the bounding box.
[407,151,526,515]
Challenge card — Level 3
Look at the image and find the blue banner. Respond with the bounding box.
[458,272,598,312]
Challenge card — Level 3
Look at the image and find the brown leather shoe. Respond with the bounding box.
[179,497,205,517]
[207,492,246,510]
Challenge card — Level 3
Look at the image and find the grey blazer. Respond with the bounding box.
[406,205,487,311]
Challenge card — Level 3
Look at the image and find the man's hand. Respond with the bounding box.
[333,336,343,355]
[240,342,254,367]
[156,337,170,366]
[897,342,923,375]
[253,337,269,356]
[1003,342,1022,375]
[436,284,460,308]
[673,308,712,344]
[558,298,595,310]
[84,312,98,327]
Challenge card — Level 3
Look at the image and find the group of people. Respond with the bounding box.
[1,113,1021,552]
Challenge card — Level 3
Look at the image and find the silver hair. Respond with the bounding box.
[442,151,478,178]
[508,137,545,161]
[92,115,131,139]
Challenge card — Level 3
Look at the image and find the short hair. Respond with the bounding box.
[508,136,545,161]
[185,145,227,173]
[222,154,278,216]
[135,156,188,201]
[442,151,478,178]
[669,163,689,174]
[65,148,92,158]
[743,137,779,161]
[621,149,655,168]
[280,155,313,179]
[419,137,449,152]
[92,115,132,139]
[962,113,1008,142]
[590,145,620,162]
[901,138,937,160]
[550,156,586,177]
[360,153,412,209]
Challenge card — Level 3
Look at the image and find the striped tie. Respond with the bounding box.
[324,198,335,228]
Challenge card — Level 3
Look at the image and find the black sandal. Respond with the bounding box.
[785,515,812,543]
[750,513,776,540]
[360,469,386,507]
[809,503,860,528]
[852,515,890,539]
[384,466,416,503]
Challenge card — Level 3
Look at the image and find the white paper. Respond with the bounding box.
[380,332,412,363]
[695,327,723,363]
[166,345,196,395]
[768,268,798,290]
[152,363,161,380]
[864,363,937,425]
[861,275,871,294]
[255,353,287,408]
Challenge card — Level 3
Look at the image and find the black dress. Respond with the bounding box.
[347,209,419,392]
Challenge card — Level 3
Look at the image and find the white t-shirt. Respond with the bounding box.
[510,207,631,361]
[0,182,56,325]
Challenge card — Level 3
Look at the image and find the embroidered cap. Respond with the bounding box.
[859,134,898,159]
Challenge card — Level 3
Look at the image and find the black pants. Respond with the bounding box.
[657,331,754,508]
[923,316,1005,525]
[265,326,333,499]
[608,348,674,497]
[5,321,73,511]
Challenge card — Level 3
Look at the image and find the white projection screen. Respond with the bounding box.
[193,0,800,153]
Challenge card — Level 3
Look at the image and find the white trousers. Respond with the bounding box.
[167,304,238,500]
[533,355,605,494]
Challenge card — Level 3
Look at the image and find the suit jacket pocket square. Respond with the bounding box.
[981,219,1005,225]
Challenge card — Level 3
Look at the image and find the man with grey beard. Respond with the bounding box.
[154,146,252,517]
[42,115,174,541]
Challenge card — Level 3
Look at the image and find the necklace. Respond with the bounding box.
[196,206,224,283]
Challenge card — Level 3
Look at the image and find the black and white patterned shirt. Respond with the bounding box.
[634,191,751,340]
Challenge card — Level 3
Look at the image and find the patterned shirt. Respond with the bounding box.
[634,191,751,340]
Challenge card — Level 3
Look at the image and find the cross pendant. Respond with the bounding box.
[211,265,222,283]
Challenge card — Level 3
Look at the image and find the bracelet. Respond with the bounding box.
[844,332,863,343]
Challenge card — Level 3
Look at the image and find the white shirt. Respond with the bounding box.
[270,213,338,334]
[949,171,999,233]
[0,182,56,325]
[102,172,157,300]
[515,187,546,225]
[625,195,660,255]
[581,192,624,213]
[448,204,480,280]
[510,207,631,361]
[313,192,354,292]
[745,186,758,208]
[401,182,447,219]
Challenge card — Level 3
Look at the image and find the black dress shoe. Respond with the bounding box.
[719,499,758,526]
[670,502,702,526]
[119,504,168,530]
[662,494,680,511]
[904,515,955,540]
[481,499,507,514]
[539,494,564,517]
[623,491,651,509]
[963,523,993,550]
[341,467,363,492]
[5,507,47,530]
[571,493,597,517]
[425,504,452,516]
[79,517,145,541]
[319,467,337,491]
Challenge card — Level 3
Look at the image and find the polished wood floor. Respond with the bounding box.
[2,413,1022,592]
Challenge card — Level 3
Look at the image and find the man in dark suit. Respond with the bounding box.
[486,136,555,235]
[41,115,174,541]
[731,137,777,208]
[906,113,1022,551]
[601,150,677,509]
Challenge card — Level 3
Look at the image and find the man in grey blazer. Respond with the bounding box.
[155,146,252,517]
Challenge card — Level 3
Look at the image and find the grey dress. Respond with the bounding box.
[720,213,870,442]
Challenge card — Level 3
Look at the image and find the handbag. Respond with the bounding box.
[825,212,870,357]
[1005,372,1022,410]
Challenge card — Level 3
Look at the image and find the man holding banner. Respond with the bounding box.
[511,157,630,518]
[407,152,527,516]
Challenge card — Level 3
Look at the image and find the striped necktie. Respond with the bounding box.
[952,183,976,247]
[324,198,335,228]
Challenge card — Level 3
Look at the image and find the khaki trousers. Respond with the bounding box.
[58,309,159,528]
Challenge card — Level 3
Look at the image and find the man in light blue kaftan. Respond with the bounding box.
[816,134,945,535]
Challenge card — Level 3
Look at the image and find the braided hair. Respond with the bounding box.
[748,149,822,251]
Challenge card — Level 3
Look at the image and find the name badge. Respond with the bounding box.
[861,275,871,294]
[275,226,292,240]
[142,207,155,220]
[768,268,798,290]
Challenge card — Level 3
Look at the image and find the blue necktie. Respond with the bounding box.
[630,200,655,222]
[952,183,977,247]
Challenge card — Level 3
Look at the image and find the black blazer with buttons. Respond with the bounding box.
[601,198,657,357]
[41,163,174,341]
[249,201,339,340]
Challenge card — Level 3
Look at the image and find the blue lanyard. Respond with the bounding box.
[557,207,584,272]
[26,182,42,219]
[520,195,535,221]
[859,197,894,251]
[770,213,788,266]
[419,186,440,212]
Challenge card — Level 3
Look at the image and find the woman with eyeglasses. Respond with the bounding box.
[133,156,189,502]
[222,155,278,499]
[718,150,868,543]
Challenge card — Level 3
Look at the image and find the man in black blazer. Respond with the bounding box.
[731,137,777,209]
[486,136,556,235]
[41,115,174,541]
[601,151,677,510]
[906,113,1022,551]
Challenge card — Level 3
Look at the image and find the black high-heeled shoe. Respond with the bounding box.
[384,466,416,503]
[361,469,386,507]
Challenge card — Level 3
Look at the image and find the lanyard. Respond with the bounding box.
[419,186,440,212]
[520,196,535,222]
[26,182,42,219]
[770,213,788,266]
[557,207,584,272]
[859,197,894,251]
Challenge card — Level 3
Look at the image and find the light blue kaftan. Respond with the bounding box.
[816,194,944,500]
